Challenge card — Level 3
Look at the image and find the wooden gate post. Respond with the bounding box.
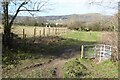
[81,45,84,58]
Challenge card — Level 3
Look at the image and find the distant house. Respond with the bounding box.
[56,23,63,26]
[45,23,48,27]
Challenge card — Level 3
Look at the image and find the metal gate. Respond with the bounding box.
[81,44,112,62]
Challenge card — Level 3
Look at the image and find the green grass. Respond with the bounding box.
[2,49,55,78]
[63,58,87,78]
[10,67,56,78]
[2,30,109,78]
[84,47,96,58]
[63,58,118,78]
[61,31,101,42]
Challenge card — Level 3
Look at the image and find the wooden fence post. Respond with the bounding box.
[81,45,84,58]
[39,30,41,37]
[53,27,54,35]
[57,28,59,34]
[34,28,36,39]
[25,34,26,39]
[48,28,50,36]
[43,28,45,36]
[23,29,25,39]
[55,28,57,35]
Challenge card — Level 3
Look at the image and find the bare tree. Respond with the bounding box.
[1,0,51,48]
[89,0,119,9]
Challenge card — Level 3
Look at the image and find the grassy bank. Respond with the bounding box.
[63,58,118,78]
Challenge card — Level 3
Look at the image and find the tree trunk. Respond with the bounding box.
[2,2,12,49]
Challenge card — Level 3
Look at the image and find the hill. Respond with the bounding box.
[0,13,112,25]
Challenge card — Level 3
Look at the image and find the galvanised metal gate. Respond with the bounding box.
[81,44,112,62]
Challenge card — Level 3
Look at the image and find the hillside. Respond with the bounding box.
[44,13,112,23]
[0,13,112,25]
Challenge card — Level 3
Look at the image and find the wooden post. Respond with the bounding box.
[53,27,55,35]
[52,28,54,35]
[23,29,25,39]
[43,28,45,36]
[109,46,112,59]
[81,45,84,58]
[25,34,26,39]
[34,28,36,39]
[39,30,41,37]
[57,28,59,34]
[48,28,50,36]
[55,28,57,35]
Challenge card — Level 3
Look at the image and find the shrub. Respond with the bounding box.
[63,58,87,78]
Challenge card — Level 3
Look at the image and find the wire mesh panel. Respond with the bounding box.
[83,45,96,59]
[82,44,112,62]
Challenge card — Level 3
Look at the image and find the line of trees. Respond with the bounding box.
[67,14,118,32]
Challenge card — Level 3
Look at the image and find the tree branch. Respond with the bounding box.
[89,1,118,10]
[19,10,40,11]
[38,0,49,10]
[9,2,28,27]
[9,0,51,27]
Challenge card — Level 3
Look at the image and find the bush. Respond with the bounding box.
[63,58,87,78]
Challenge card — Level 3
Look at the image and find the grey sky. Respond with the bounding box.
[1,0,119,16]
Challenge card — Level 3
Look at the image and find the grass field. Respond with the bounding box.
[1,26,118,78]
[11,26,67,38]
[61,31,101,42]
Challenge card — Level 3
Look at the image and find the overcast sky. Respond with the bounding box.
[41,0,118,16]
[0,0,119,16]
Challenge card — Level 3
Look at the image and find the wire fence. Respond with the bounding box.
[8,27,68,39]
